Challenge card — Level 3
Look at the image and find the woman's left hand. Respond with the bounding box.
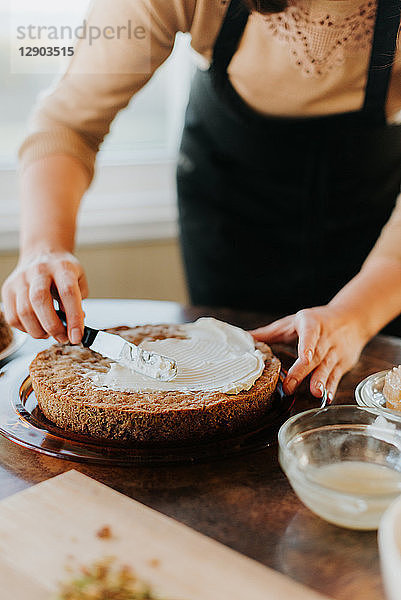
[250,305,369,401]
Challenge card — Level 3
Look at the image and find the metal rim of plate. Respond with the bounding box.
[0,355,296,466]
[355,370,401,423]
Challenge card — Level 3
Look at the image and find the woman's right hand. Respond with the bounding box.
[1,251,88,344]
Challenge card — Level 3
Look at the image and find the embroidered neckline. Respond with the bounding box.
[257,0,377,77]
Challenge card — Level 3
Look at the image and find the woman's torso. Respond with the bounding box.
[177,0,401,322]
[188,0,401,122]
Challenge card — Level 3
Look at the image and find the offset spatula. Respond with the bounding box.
[56,309,178,382]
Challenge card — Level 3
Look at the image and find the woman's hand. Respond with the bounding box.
[250,305,369,401]
[1,251,88,344]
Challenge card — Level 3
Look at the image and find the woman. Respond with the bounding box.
[2,0,401,401]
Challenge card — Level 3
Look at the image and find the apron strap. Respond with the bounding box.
[362,0,401,115]
[212,0,250,73]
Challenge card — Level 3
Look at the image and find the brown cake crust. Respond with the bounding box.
[0,312,13,353]
[29,324,281,443]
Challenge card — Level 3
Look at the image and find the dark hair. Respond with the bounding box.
[244,0,288,14]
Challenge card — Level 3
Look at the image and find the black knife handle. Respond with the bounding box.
[55,309,98,347]
[81,327,98,348]
[55,308,68,329]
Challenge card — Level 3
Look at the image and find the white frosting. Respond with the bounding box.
[85,317,265,395]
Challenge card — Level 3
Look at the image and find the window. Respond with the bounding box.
[1,0,194,250]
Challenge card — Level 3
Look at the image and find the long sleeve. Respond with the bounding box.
[18,0,196,181]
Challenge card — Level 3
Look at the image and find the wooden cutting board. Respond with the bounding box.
[0,470,331,599]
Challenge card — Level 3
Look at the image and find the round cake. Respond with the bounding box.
[0,311,12,353]
[29,319,281,443]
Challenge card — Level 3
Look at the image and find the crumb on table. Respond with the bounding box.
[96,525,112,539]
[148,558,160,568]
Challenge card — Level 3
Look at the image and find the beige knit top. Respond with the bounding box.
[19,0,401,262]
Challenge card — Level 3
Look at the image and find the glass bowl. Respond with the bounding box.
[278,405,401,530]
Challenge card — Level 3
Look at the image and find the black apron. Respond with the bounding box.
[177,0,401,334]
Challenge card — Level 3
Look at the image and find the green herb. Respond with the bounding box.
[56,557,161,600]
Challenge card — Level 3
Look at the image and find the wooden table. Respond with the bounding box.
[1,299,400,600]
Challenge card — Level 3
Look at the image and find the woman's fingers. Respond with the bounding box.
[256,308,347,399]
[284,349,324,395]
[15,283,48,338]
[325,364,344,402]
[309,348,339,398]
[1,252,87,344]
[283,312,325,395]
[53,263,85,344]
[78,272,89,299]
[1,287,24,331]
[295,310,320,363]
[250,315,297,344]
[252,306,365,400]
[28,274,67,342]
[251,312,322,395]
